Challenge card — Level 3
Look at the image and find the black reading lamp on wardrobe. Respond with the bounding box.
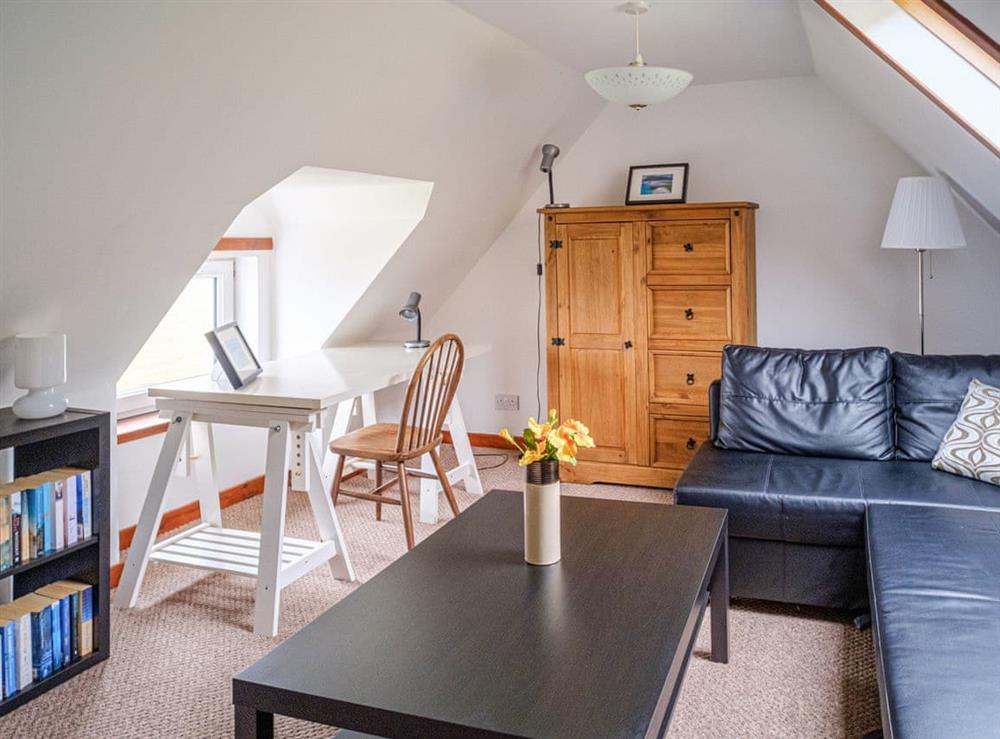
[399,291,430,349]
[539,144,568,208]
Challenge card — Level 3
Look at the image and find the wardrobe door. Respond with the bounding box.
[555,222,638,465]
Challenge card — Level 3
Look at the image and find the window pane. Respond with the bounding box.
[117,276,218,395]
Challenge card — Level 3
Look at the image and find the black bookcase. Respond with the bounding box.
[0,407,110,716]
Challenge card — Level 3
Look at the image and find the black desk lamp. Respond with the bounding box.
[540,144,568,208]
[399,292,430,349]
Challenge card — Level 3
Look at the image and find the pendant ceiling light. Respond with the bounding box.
[585,1,692,110]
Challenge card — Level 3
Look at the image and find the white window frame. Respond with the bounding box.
[116,259,235,417]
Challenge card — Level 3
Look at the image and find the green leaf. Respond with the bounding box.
[523,427,536,450]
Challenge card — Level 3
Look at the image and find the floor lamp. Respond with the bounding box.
[881,176,965,355]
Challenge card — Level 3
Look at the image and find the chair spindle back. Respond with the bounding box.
[396,334,465,454]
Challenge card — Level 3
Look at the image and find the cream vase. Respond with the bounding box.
[523,459,561,565]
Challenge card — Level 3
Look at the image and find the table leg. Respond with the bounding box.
[446,399,483,495]
[192,422,222,527]
[419,452,439,524]
[116,413,191,608]
[234,704,273,739]
[360,392,377,481]
[307,432,356,582]
[322,398,356,482]
[418,399,483,524]
[253,421,290,636]
[709,524,729,664]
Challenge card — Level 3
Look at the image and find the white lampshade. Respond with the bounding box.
[14,333,67,389]
[584,66,693,110]
[881,176,966,250]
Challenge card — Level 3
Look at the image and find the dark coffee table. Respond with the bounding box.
[233,490,728,738]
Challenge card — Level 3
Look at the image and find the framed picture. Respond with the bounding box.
[205,322,262,389]
[625,163,689,205]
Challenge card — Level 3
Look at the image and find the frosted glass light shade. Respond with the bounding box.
[14,333,67,389]
[13,333,68,419]
[584,65,693,109]
[881,176,966,250]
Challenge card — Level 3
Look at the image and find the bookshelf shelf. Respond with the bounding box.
[0,407,110,717]
[0,537,99,580]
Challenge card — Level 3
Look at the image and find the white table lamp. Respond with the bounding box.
[13,333,69,419]
[881,176,965,354]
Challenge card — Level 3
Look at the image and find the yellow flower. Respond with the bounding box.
[561,419,595,448]
[518,447,545,466]
[527,417,551,438]
[547,427,579,465]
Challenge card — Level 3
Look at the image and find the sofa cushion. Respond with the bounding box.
[931,379,1000,486]
[893,352,1000,461]
[866,505,1000,739]
[675,444,1000,547]
[717,345,894,461]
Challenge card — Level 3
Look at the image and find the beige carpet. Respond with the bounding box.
[0,447,881,738]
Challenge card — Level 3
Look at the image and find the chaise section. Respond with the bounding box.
[866,504,1000,739]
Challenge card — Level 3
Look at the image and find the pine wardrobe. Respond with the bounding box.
[541,202,758,488]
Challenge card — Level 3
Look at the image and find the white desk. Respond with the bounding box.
[115,342,487,635]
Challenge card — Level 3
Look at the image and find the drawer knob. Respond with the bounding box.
[684,308,695,320]
[686,437,697,450]
[683,242,694,252]
[686,372,695,385]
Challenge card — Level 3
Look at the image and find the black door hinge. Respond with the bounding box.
[551,337,566,346]
[549,239,563,250]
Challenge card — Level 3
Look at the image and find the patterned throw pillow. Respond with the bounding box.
[932,379,1000,486]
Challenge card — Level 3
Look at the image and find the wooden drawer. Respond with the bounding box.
[649,352,721,406]
[647,220,730,274]
[648,286,731,341]
[650,416,711,469]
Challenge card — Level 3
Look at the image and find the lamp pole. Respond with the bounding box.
[917,249,925,355]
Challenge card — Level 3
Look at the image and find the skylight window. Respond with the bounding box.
[824,0,1000,154]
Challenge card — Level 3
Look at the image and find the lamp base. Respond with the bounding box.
[403,340,431,350]
[13,386,68,419]
[546,202,570,208]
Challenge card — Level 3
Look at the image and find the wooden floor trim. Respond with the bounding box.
[442,430,520,449]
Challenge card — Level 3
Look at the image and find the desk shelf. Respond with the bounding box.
[150,524,336,585]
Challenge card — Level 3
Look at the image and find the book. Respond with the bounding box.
[53,478,65,551]
[0,495,9,570]
[42,482,55,554]
[36,585,73,667]
[53,581,93,656]
[0,617,16,696]
[63,475,78,547]
[11,491,22,567]
[34,595,63,670]
[17,594,54,681]
[25,487,43,559]
[79,473,92,540]
[0,603,33,689]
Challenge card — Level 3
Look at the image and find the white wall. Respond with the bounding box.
[1,1,600,540]
[435,75,1000,434]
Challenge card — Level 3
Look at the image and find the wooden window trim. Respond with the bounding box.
[895,0,1000,82]
[214,237,273,251]
[814,0,1000,159]
[117,411,169,444]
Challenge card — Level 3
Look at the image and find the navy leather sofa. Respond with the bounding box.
[675,346,1000,739]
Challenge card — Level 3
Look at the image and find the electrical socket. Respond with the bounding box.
[495,394,520,412]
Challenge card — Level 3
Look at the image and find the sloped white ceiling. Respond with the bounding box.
[0,1,602,406]
[450,0,814,84]
[798,0,1000,222]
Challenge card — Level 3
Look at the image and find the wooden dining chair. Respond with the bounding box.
[329,334,465,550]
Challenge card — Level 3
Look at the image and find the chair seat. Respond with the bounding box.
[329,423,441,462]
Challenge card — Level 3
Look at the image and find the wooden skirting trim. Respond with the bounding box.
[214,237,273,251]
[110,469,365,588]
[442,430,520,450]
[117,411,169,444]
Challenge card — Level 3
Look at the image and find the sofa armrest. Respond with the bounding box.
[709,379,721,442]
